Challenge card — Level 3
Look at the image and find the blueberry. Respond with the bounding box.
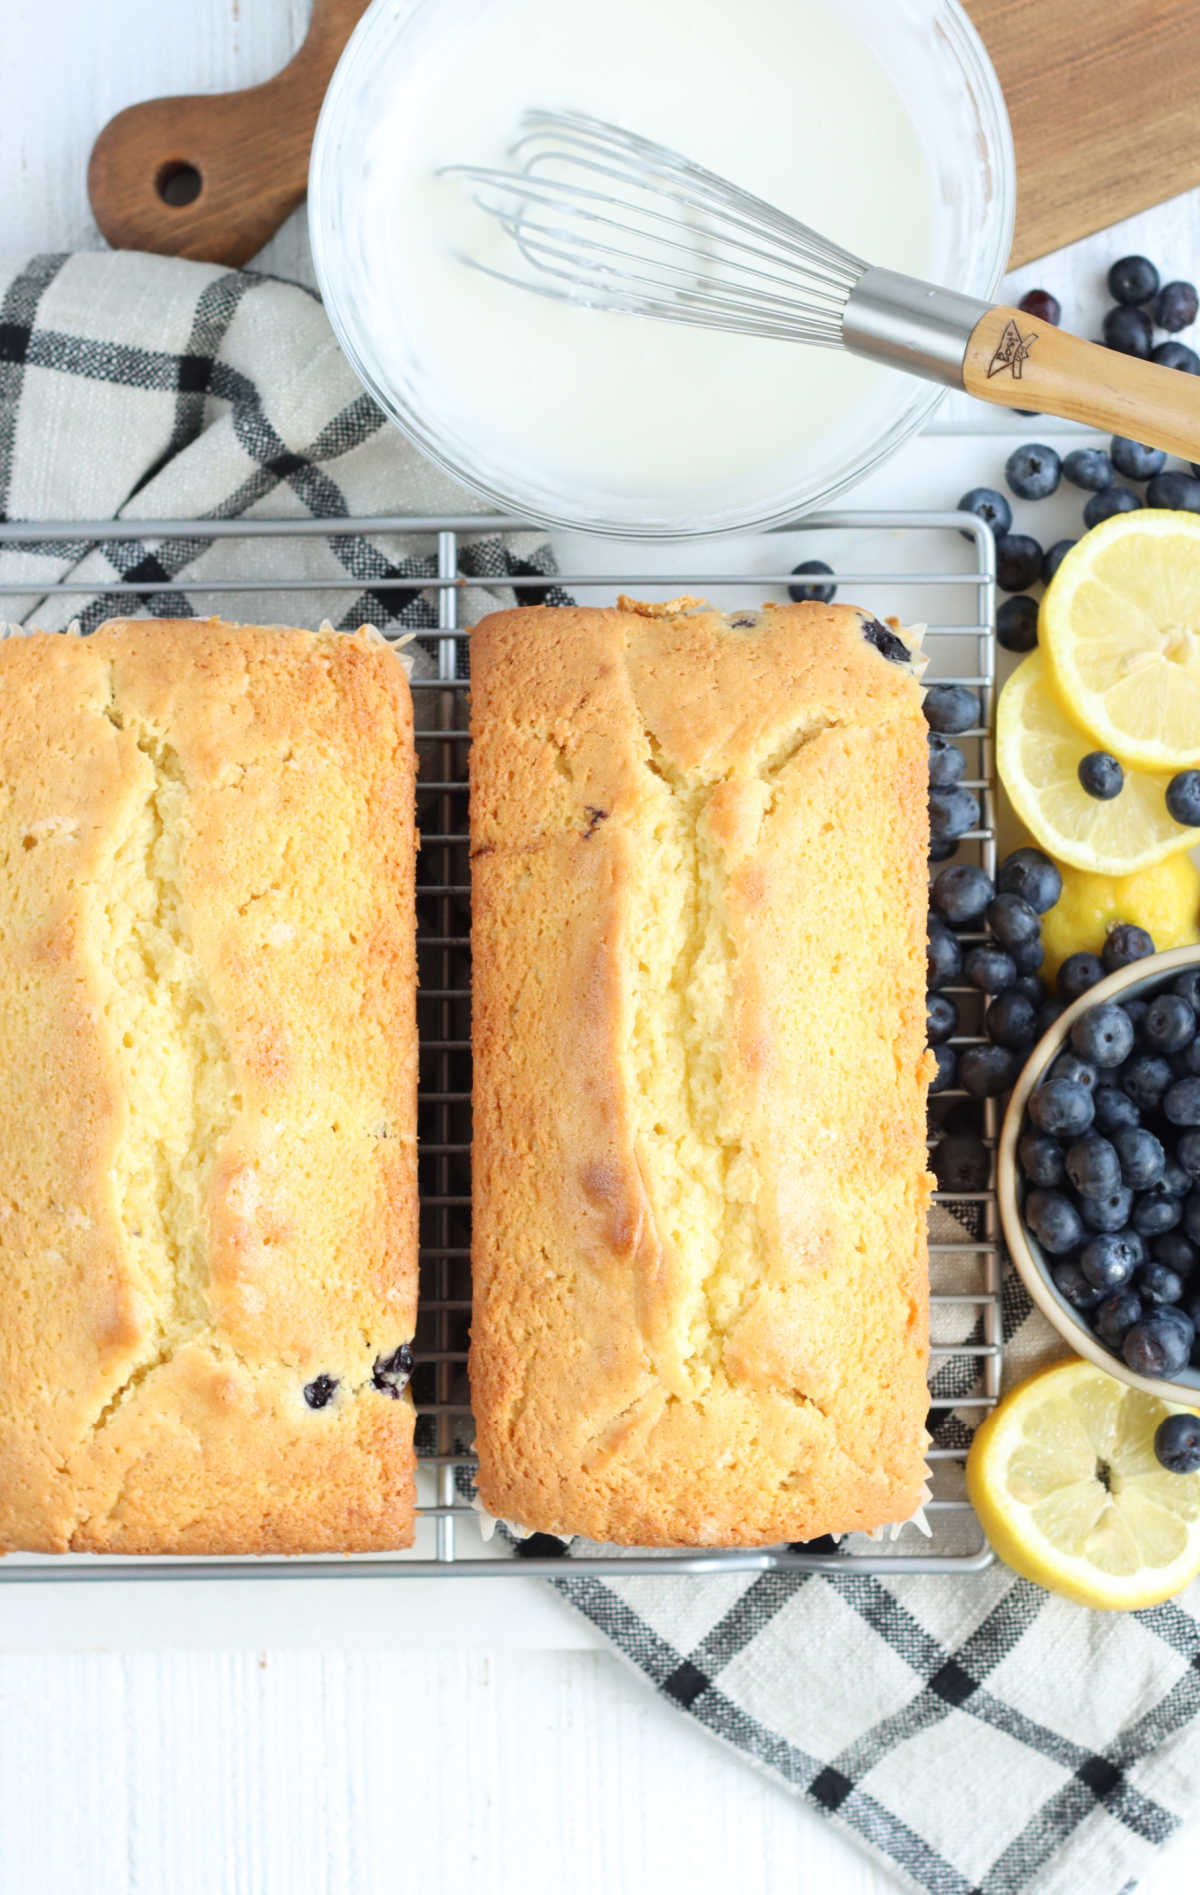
[930,1042,957,1093]
[1124,997,1150,1037]
[1080,1229,1142,1290]
[788,560,836,604]
[1094,1086,1140,1134]
[998,848,1062,915]
[514,1533,570,1560]
[1029,1076,1094,1137]
[1079,1186,1134,1232]
[1058,952,1106,1002]
[996,596,1040,653]
[1095,1288,1143,1348]
[1147,472,1200,513]
[984,894,1039,953]
[964,944,1017,993]
[1124,1307,1194,1378]
[1018,288,1062,326]
[857,623,908,665]
[930,788,981,842]
[303,1373,338,1410]
[923,685,980,735]
[1048,1051,1099,1091]
[996,534,1044,592]
[1153,1231,1198,1273]
[371,1342,414,1397]
[1165,1078,1200,1126]
[1110,437,1167,481]
[1185,1191,1200,1244]
[929,838,958,864]
[1103,924,1155,972]
[1026,1188,1087,1255]
[1053,1261,1105,1312]
[1173,970,1200,1013]
[1144,992,1196,1052]
[1154,1412,1200,1474]
[1019,1130,1066,1188]
[1070,1002,1135,1069]
[1151,341,1200,374]
[927,992,958,1044]
[957,487,1012,540]
[1037,999,1066,1037]
[1107,256,1160,306]
[1063,447,1114,493]
[1066,1133,1122,1197]
[986,990,1039,1050]
[1162,1158,1192,1198]
[1162,777,1200,838]
[1005,443,1061,501]
[1010,935,1045,976]
[1154,281,1199,332]
[1077,751,1124,800]
[1084,486,1143,528]
[1135,1261,1185,1306]
[928,732,966,788]
[1113,1126,1166,1189]
[1173,1041,1200,1078]
[1177,1130,1200,1179]
[1013,973,1046,1004]
[1132,1190,1183,1236]
[958,1043,1018,1097]
[934,1134,991,1193]
[932,862,994,927]
[1103,305,1154,357]
[927,917,963,990]
[1122,1054,1173,1112]
[1042,538,1077,584]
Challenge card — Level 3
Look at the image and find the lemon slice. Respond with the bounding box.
[996,651,1193,875]
[967,1361,1200,1609]
[1041,510,1200,770]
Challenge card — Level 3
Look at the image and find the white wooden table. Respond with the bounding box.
[2,5,1200,1892]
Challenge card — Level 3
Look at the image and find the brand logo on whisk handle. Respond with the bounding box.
[986,319,1038,380]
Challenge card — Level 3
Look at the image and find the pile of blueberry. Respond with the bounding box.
[953,262,1200,657]
[1017,965,1200,1384]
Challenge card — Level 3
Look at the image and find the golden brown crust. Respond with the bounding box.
[469,601,931,1546]
[0,619,417,1554]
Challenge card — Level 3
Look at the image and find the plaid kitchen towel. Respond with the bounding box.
[0,250,563,638]
[3,246,1200,1895]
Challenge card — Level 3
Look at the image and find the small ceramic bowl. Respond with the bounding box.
[998,945,1200,1403]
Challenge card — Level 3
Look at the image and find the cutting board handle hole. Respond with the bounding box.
[155,162,203,208]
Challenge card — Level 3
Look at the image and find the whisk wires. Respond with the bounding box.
[440,109,867,344]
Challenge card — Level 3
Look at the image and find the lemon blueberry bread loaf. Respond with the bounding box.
[469,598,932,1545]
[0,618,418,1554]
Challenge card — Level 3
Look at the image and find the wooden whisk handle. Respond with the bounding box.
[963,306,1200,462]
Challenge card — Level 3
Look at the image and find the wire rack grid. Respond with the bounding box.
[0,508,1000,1582]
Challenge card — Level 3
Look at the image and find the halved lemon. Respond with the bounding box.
[1039,852,1200,978]
[967,1361,1200,1610]
[1040,510,1200,770]
[996,651,1193,875]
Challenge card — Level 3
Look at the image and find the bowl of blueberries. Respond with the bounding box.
[999,945,1200,1401]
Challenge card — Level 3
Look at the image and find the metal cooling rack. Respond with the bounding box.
[0,508,999,1580]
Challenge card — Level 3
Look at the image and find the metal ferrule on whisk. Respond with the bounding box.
[841,268,992,386]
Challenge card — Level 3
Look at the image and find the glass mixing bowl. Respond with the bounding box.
[310,0,1015,538]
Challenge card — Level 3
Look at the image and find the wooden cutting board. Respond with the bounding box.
[965,0,1200,266]
[87,0,1200,270]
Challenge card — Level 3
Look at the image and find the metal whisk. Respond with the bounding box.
[442,110,1200,461]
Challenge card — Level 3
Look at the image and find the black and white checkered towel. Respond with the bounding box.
[4,248,1200,1895]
